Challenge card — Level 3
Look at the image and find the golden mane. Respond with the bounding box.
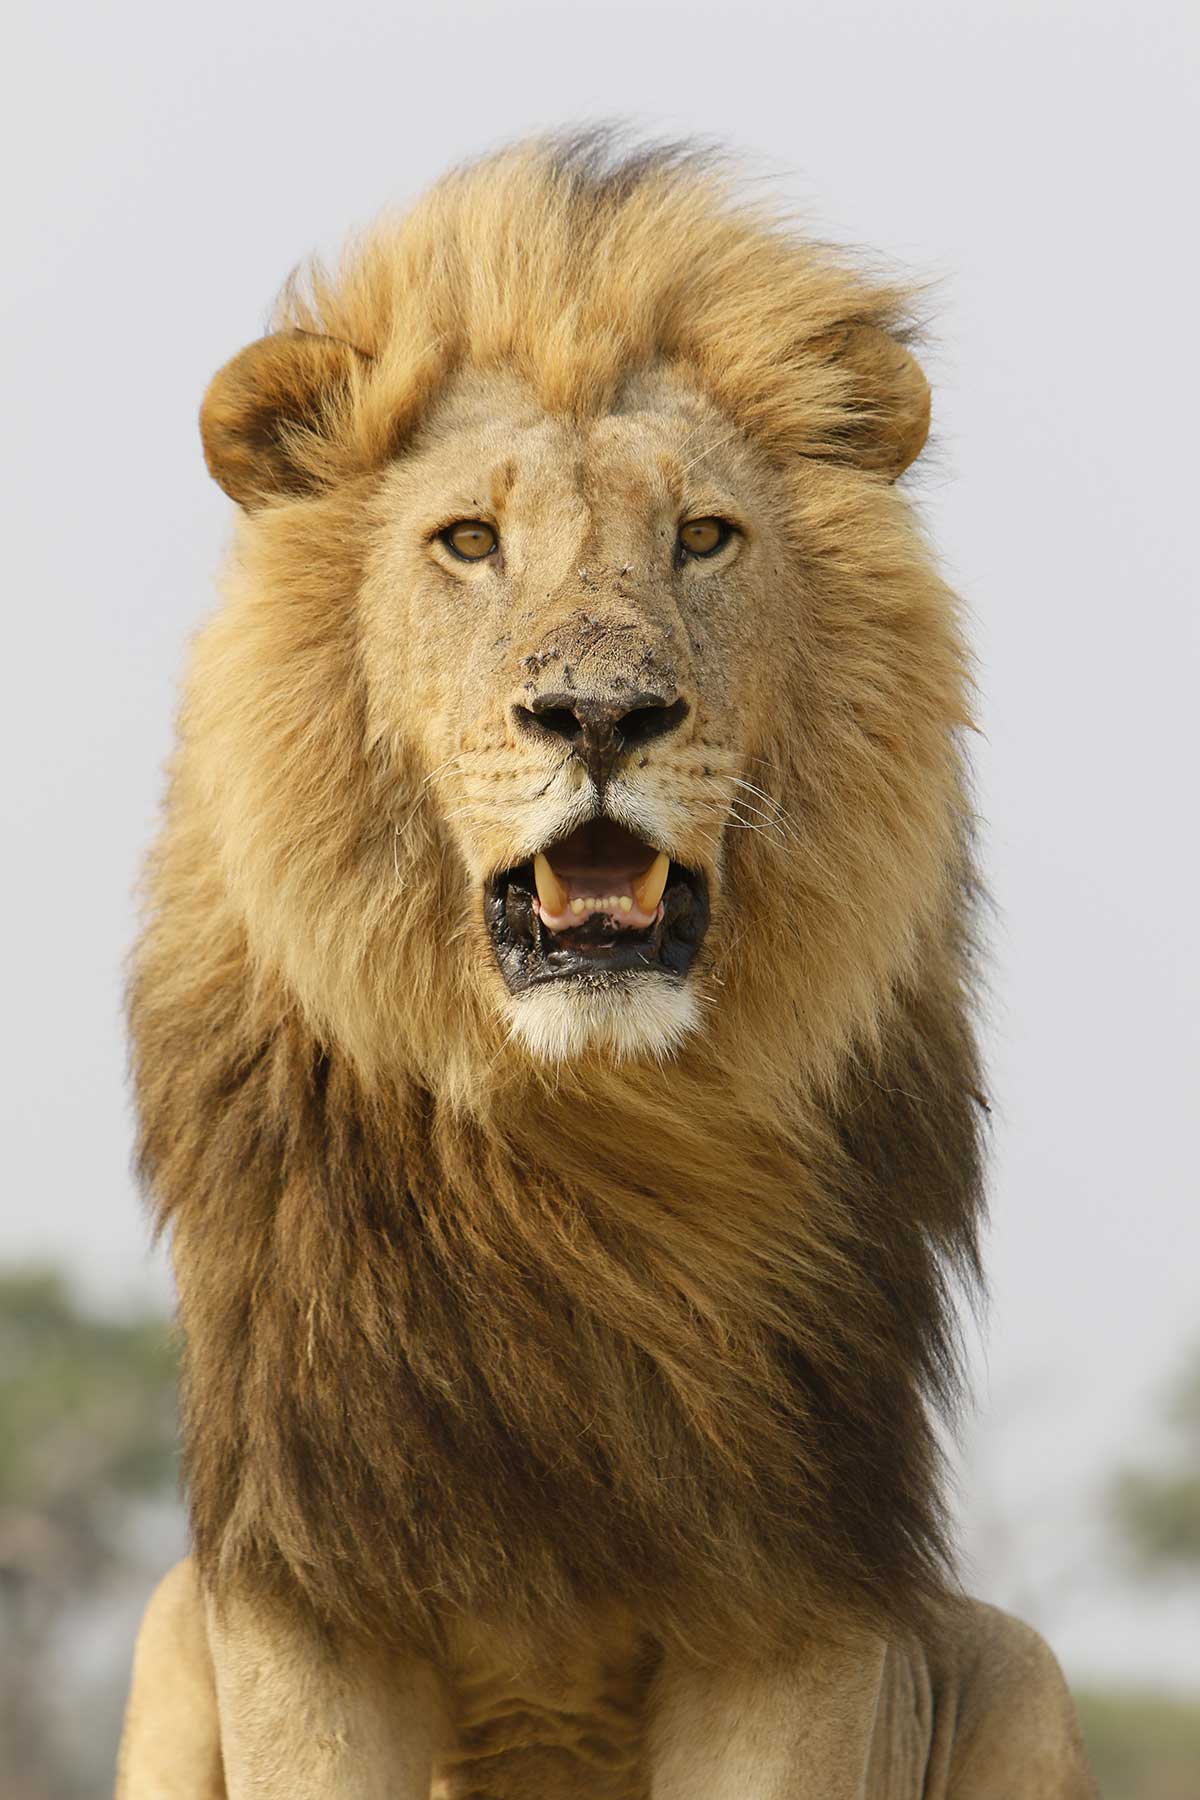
[269,133,923,490]
[130,133,985,1667]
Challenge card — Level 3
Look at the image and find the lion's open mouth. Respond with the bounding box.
[485,820,709,993]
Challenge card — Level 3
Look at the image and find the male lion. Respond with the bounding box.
[117,135,1096,1797]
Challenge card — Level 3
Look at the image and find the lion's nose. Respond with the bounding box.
[512,689,689,788]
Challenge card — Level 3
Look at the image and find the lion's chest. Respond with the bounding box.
[433,1610,654,1800]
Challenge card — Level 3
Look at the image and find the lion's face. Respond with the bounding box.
[190,150,967,1089]
[358,365,783,1061]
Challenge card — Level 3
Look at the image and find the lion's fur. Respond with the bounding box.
[118,1560,1100,1799]
[130,134,986,1678]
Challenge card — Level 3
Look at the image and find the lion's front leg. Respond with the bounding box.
[117,1559,225,1799]
[205,1582,449,1800]
[648,1634,887,1800]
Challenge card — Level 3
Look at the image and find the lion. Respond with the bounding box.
[116,134,1096,1797]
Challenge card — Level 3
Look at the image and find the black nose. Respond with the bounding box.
[512,689,689,787]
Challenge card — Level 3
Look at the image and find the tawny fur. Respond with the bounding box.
[117,1560,1099,1798]
[126,135,1016,1784]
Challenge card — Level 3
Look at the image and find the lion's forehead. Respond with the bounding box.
[407,364,746,536]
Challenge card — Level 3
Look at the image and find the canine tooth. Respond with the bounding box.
[533,853,568,918]
[619,896,632,914]
[632,851,670,914]
[570,897,586,916]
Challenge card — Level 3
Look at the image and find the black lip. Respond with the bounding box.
[485,855,710,995]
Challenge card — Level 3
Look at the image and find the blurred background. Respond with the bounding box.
[3,0,1197,1792]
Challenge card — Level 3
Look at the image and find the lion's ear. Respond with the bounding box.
[199,329,371,508]
[819,323,931,480]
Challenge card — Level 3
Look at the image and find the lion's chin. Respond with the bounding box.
[504,973,701,1065]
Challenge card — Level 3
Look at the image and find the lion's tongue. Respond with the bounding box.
[533,850,670,934]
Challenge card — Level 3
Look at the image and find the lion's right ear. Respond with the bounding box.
[199,329,372,508]
[817,323,931,480]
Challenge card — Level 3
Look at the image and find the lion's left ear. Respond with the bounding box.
[819,323,931,480]
[199,328,372,508]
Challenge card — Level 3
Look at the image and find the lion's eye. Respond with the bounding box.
[678,517,731,559]
[442,520,498,561]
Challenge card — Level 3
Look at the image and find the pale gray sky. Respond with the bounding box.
[4,0,1197,1686]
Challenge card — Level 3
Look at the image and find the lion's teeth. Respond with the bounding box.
[540,865,666,925]
[632,852,670,914]
[533,853,568,917]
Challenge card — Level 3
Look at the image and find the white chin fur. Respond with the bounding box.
[506,974,700,1064]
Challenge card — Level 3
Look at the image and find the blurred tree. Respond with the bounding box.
[1075,1689,1200,1800]
[1110,1346,1200,1573]
[0,1268,179,1799]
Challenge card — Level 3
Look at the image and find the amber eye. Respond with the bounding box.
[678,517,731,559]
[441,520,498,561]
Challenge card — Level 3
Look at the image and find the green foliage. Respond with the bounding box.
[1111,1346,1200,1574]
[0,1268,181,1799]
[0,1269,178,1549]
[1075,1689,1200,1800]
[1112,1471,1200,1568]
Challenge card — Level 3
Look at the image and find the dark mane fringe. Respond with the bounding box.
[132,924,984,1662]
[478,123,724,201]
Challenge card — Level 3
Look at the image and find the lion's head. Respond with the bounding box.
[185,135,967,1093]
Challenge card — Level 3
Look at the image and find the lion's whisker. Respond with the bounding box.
[729,779,803,846]
[391,754,475,840]
[418,751,472,791]
[728,802,795,847]
[730,776,799,827]
[719,796,788,844]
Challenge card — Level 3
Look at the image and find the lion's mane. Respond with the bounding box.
[131,133,985,1665]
